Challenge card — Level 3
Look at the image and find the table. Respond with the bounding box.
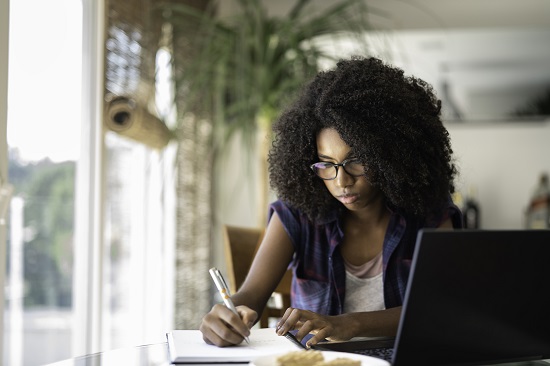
[45,342,550,366]
[45,343,170,366]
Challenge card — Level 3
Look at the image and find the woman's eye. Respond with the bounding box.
[317,162,333,169]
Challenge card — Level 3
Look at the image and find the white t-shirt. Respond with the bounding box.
[343,251,385,312]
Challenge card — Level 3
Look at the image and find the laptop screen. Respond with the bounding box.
[392,229,550,366]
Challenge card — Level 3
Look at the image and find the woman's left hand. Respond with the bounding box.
[275,308,356,347]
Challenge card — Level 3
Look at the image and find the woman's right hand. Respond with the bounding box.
[199,303,257,347]
[200,213,294,347]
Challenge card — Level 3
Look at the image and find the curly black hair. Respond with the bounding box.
[268,56,457,221]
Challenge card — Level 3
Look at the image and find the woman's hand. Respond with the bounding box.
[275,308,357,347]
[199,304,257,347]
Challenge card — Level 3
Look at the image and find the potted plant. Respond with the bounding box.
[163,0,375,223]
[158,0,379,329]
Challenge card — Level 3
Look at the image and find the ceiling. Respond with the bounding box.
[359,0,550,120]
[246,0,550,30]
[220,0,550,120]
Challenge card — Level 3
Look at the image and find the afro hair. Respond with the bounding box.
[268,56,457,221]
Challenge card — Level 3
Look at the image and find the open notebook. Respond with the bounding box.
[167,328,302,363]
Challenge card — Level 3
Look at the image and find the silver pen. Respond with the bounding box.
[209,267,250,343]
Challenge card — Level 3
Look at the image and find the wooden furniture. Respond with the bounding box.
[222,225,292,328]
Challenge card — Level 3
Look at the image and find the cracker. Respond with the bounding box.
[276,350,324,366]
[315,357,361,366]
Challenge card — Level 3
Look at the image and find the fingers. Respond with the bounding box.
[276,308,316,340]
[200,304,253,347]
[275,307,300,335]
[302,322,333,347]
[237,305,257,329]
[275,307,337,348]
[294,317,334,347]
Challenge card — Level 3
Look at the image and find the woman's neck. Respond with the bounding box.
[345,196,389,227]
[341,200,391,265]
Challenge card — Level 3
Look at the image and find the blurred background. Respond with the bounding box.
[1,0,549,365]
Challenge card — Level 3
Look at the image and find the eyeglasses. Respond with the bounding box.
[310,158,366,180]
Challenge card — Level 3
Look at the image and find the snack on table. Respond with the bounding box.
[276,351,361,366]
[276,350,324,366]
[315,357,361,366]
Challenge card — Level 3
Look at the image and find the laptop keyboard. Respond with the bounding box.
[314,338,395,362]
[353,347,394,362]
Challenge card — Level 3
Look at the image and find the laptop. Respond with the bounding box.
[315,229,550,366]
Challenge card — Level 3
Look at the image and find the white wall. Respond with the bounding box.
[446,120,550,229]
[215,132,261,229]
[212,131,263,277]
[216,121,550,233]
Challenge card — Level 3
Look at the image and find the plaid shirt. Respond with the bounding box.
[268,199,463,315]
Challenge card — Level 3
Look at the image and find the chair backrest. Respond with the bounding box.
[222,224,291,328]
[222,225,264,294]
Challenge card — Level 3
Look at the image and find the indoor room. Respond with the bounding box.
[1,0,549,365]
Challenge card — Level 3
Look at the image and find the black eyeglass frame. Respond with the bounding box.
[309,158,366,180]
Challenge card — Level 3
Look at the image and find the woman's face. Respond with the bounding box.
[315,128,383,212]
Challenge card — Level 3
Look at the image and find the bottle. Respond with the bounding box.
[531,173,549,202]
[527,173,550,229]
[451,191,464,210]
[463,186,480,229]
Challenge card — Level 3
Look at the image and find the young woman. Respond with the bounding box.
[199,56,463,348]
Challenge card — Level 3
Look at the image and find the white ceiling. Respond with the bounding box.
[350,0,550,30]
[248,0,550,30]
[357,0,550,120]
[220,0,550,120]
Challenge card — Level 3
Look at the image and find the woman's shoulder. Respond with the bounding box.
[268,199,306,223]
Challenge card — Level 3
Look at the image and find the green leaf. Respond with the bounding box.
[164,0,376,154]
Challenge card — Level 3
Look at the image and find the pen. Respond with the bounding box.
[209,267,250,344]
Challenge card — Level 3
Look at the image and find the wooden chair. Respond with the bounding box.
[222,224,292,328]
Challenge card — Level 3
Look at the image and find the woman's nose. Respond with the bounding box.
[334,167,354,188]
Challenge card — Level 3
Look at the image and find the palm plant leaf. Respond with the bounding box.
[161,0,375,154]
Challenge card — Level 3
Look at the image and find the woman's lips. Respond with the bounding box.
[338,193,359,204]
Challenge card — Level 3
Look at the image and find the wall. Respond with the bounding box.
[215,132,262,229]
[214,120,550,234]
[446,120,550,229]
[212,131,263,277]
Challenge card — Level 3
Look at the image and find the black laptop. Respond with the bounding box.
[315,229,550,366]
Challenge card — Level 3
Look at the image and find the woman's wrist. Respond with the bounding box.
[336,313,362,340]
[338,307,401,339]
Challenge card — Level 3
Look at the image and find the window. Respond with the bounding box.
[4,1,175,364]
[4,0,82,364]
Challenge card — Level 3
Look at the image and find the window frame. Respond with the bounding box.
[0,0,10,361]
[72,0,106,356]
